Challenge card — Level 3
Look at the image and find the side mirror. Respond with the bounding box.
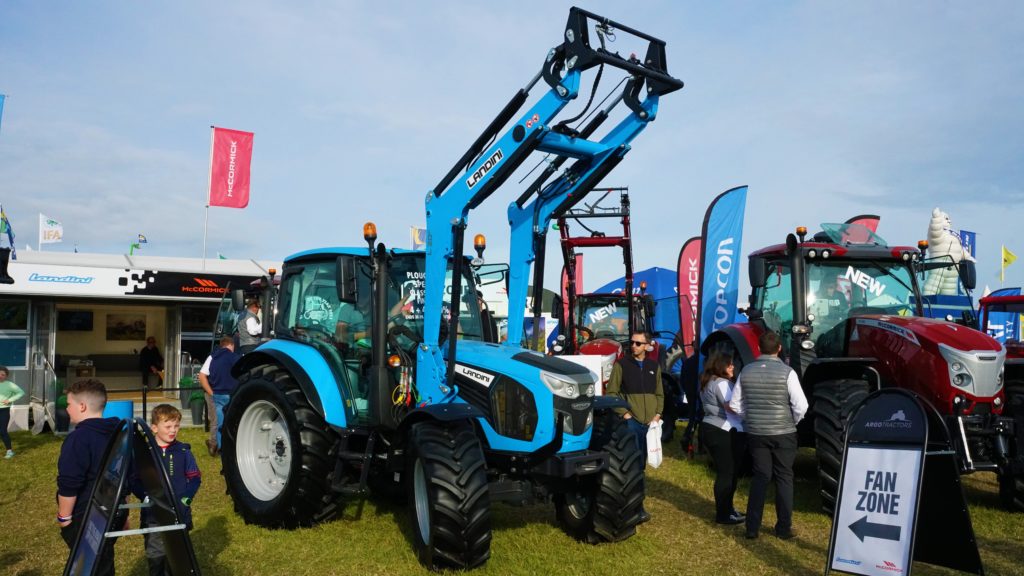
[958,260,977,291]
[231,289,246,312]
[551,294,564,322]
[337,256,358,304]
[749,257,767,288]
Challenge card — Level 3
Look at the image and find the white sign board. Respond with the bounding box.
[832,446,922,576]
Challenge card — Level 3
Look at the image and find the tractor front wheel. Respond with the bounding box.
[812,378,869,515]
[221,365,339,528]
[999,380,1024,512]
[555,413,645,543]
[407,420,491,570]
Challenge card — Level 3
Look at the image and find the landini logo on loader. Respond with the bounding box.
[466,149,504,189]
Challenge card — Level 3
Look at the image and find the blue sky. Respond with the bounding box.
[1,1,1022,292]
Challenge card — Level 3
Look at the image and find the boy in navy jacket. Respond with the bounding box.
[56,379,123,576]
[135,404,201,576]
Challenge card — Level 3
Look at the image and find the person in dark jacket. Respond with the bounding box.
[198,336,240,450]
[133,404,201,576]
[56,379,124,576]
[139,337,164,390]
[729,331,809,540]
[606,331,663,524]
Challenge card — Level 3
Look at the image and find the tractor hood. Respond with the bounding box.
[452,340,596,454]
[852,315,1002,353]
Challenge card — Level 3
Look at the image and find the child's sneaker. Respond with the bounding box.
[4,450,13,459]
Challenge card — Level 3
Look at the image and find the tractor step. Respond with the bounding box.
[331,430,378,495]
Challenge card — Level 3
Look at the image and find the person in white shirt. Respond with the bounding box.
[699,353,746,525]
[728,331,808,540]
[237,299,262,354]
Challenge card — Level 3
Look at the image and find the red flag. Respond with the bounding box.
[208,127,254,208]
[676,236,701,357]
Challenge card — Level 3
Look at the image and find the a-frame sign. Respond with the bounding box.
[825,389,984,576]
[63,418,202,576]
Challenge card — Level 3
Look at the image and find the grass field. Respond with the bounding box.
[1,425,1021,576]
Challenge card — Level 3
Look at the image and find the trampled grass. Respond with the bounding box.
[1,426,1021,575]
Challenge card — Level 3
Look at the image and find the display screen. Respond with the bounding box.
[57,310,94,331]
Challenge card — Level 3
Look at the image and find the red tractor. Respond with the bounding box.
[979,292,1024,360]
[702,222,1023,512]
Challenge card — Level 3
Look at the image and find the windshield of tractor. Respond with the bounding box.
[387,254,485,346]
[576,294,632,342]
[756,262,794,337]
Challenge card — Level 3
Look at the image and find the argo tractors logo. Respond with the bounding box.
[182,277,226,295]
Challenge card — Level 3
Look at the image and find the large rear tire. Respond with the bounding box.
[999,380,1024,512]
[221,365,339,528]
[812,378,869,514]
[555,413,645,543]
[407,420,491,571]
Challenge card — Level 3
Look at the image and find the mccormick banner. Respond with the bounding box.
[39,213,63,244]
[208,127,254,209]
[695,186,748,372]
[675,236,701,358]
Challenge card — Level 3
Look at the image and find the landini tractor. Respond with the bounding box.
[220,7,683,570]
[700,222,1024,513]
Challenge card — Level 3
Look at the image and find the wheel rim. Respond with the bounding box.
[236,399,292,501]
[564,490,593,520]
[413,459,431,544]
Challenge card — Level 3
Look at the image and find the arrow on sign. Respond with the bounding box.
[849,515,901,542]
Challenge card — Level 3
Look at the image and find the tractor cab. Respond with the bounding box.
[749,222,925,362]
[574,292,654,352]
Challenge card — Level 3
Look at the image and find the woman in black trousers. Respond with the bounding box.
[700,353,746,524]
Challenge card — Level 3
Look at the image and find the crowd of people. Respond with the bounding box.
[606,329,808,539]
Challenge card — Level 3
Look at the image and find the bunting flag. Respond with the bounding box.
[695,186,748,374]
[0,205,16,260]
[40,213,64,244]
[411,226,427,250]
[138,234,148,244]
[1002,246,1018,282]
[208,126,254,209]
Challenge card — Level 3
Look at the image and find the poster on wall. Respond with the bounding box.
[105,314,146,341]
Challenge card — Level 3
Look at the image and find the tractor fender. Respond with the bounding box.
[701,323,763,366]
[802,357,882,395]
[231,343,345,428]
[390,403,486,472]
[593,395,629,413]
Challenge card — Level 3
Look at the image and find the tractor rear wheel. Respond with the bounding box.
[555,412,645,543]
[221,364,339,528]
[999,380,1024,512]
[812,378,869,515]
[407,420,491,570]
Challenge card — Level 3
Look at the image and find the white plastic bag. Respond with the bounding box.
[646,420,663,468]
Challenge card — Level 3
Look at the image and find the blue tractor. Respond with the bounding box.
[220,7,683,570]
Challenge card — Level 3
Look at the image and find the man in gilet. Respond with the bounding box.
[606,331,663,524]
[237,299,262,354]
[728,330,808,539]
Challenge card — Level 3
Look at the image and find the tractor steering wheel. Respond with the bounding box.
[577,326,595,343]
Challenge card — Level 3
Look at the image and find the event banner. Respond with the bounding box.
[986,287,1022,343]
[695,186,748,371]
[39,213,63,244]
[675,236,701,357]
[208,126,254,209]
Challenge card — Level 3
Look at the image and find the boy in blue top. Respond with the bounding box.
[134,404,201,576]
[56,379,123,576]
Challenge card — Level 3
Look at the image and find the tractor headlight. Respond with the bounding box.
[540,371,589,399]
[939,344,975,390]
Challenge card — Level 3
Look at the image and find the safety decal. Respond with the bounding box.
[855,318,920,346]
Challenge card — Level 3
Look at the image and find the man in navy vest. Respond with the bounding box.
[729,331,808,540]
[198,336,241,454]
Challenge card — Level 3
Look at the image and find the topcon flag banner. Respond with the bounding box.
[208,127,254,209]
[39,213,63,244]
[695,186,748,372]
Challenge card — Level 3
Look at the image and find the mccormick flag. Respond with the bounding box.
[39,213,63,244]
[675,236,701,358]
[695,186,748,374]
[0,205,15,260]
[1002,246,1018,282]
[208,127,254,209]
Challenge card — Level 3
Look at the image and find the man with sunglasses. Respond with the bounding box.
[606,331,663,524]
